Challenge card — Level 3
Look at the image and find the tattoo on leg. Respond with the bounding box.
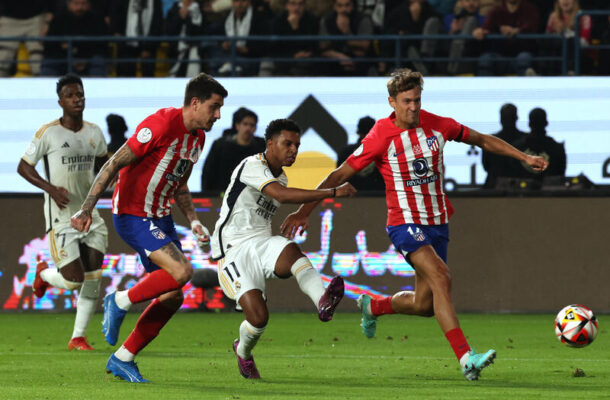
[160,243,186,263]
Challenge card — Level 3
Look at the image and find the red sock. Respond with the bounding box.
[124,298,178,355]
[370,296,396,316]
[445,327,471,361]
[127,269,181,304]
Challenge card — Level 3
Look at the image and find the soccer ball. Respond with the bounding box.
[555,304,598,348]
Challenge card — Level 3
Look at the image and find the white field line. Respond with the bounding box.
[1,352,609,363]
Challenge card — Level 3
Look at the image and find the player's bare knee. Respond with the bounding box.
[173,262,193,285]
[247,309,268,329]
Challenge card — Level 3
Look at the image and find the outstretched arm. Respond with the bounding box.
[280,162,358,238]
[71,143,138,232]
[17,159,70,209]
[464,128,549,172]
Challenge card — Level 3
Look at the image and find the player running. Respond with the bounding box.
[211,119,354,379]
[18,74,108,351]
[281,69,549,381]
[71,73,227,383]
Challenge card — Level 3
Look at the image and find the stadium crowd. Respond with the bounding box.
[0,0,608,77]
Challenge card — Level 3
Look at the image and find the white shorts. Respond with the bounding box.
[217,235,293,303]
[48,218,108,269]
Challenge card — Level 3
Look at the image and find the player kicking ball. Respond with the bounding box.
[281,69,549,381]
[211,119,355,379]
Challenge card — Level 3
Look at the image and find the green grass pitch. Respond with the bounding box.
[0,312,607,399]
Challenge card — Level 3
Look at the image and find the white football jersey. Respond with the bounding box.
[211,153,288,260]
[22,119,108,232]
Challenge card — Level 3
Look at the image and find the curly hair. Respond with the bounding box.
[386,68,423,98]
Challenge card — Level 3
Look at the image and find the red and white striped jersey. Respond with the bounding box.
[346,110,469,226]
[112,107,205,218]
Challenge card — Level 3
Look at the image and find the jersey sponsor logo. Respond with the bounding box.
[404,174,439,187]
[426,137,439,152]
[61,142,70,148]
[353,144,364,157]
[255,194,278,220]
[136,127,153,144]
[412,158,429,177]
[165,159,190,182]
[26,143,36,155]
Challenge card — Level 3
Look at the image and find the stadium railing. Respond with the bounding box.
[0,33,571,77]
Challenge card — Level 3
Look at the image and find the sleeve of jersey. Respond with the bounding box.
[441,117,470,142]
[95,126,108,157]
[345,125,384,172]
[126,117,162,158]
[21,132,47,166]
[240,159,279,192]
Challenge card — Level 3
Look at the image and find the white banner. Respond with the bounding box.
[1,76,609,192]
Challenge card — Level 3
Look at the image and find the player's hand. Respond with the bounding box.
[335,182,357,198]
[280,211,309,239]
[525,155,549,172]
[71,209,92,232]
[50,186,70,209]
[191,220,210,251]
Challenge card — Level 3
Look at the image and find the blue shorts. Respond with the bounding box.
[113,214,183,272]
[386,223,449,263]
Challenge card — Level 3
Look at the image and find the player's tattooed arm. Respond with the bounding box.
[81,143,138,213]
[173,163,198,223]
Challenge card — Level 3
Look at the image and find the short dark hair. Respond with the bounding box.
[184,73,228,106]
[264,119,301,141]
[56,73,83,97]
[233,107,258,125]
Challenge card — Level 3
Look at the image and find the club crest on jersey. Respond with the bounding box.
[412,158,429,177]
[136,127,153,144]
[89,138,96,149]
[426,137,439,152]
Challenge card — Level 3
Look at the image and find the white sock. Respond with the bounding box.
[459,351,471,368]
[291,257,325,307]
[114,345,135,362]
[40,268,75,290]
[72,274,101,338]
[237,320,265,360]
[72,295,96,338]
[115,290,132,311]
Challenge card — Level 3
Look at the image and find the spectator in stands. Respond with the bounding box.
[166,0,207,77]
[42,0,108,76]
[445,0,485,75]
[0,0,52,77]
[429,0,458,16]
[271,0,319,76]
[515,107,566,179]
[106,113,128,158]
[479,0,501,16]
[201,107,266,192]
[382,0,442,75]
[337,116,385,191]
[482,103,527,187]
[355,0,385,32]
[318,0,374,76]
[210,0,270,76]
[473,0,540,76]
[542,0,592,74]
[108,0,164,77]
